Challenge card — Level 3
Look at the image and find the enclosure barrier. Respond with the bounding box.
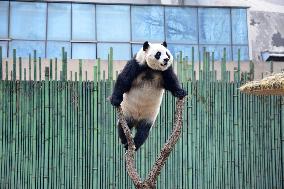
[0,47,283,189]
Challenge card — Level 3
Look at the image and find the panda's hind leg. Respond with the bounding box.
[134,120,153,151]
[118,117,135,148]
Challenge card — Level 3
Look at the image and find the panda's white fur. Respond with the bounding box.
[121,71,164,122]
[136,43,173,71]
[121,43,173,122]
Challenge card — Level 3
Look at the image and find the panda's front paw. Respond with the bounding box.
[174,89,187,99]
[110,95,122,107]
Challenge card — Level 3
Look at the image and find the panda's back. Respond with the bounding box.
[121,69,164,121]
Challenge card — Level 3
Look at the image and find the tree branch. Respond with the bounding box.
[116,97,186,189]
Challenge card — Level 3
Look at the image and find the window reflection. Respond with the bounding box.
[165,7,198,44]
[199,8,231,45]
[72,4,96,41]
[0,42,8,58]
[48,3,71,40]
[131,6,164,42]
[72,43,96,59]
[10,40,45,58]
[232,9,248,45]
[0,1,9,38]
[97,5,130,42]
[10,2,46,40]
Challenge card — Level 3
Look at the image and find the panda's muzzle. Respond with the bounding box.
[162,58,169,66]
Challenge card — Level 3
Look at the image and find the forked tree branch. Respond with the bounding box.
[116,97,186,189]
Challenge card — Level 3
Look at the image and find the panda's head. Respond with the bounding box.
[136,41,173,71]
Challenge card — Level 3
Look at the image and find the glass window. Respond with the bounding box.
[72,4,96,40]
[132,44,142,56]
[9,40,45,58]
[46,41,71,59]
[72,43,96,59]
[48,3,71,40]
[200,45,232,61]
[168,44,198,61]
[97,43,130,60]
[0,41,8,58]
[233,45,249,61]
[199,8,231,45]
[132,6,164,42]
[10,2,47,40]
[232,9,248,45]
[97,5,130,42]
[165,7,198,44]
[0,1,9,38]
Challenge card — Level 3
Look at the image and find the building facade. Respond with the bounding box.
[1,0,284,63]
[0,0,250,62]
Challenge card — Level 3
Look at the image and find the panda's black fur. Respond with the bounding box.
[111,41,187,151]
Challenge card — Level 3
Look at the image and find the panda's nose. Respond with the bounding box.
[163,58,169,65]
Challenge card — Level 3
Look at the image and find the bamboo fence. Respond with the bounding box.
[0,47,283,189]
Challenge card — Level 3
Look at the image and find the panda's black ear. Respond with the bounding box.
[162,41,167,48]
[143,41,150,51]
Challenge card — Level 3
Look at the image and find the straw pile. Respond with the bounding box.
[239,72,284,95]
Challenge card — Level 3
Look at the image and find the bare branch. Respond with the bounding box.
[145,97,185,186]
[116,107,143,188]
[116,97,186,189]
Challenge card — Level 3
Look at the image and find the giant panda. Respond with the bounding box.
[110,41,187,151]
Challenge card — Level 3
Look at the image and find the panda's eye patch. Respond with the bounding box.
[155,51,161,60]
[166,52,170,59]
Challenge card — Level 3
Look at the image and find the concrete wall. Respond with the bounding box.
[249,11,284,61]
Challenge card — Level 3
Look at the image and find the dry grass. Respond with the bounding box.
[239,72,284,95]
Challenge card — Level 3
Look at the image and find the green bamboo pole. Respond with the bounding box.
[0,47,3,186]
[93,65,98,188]
[55,58,58,81]
[33,50,37,81]
[108,48,113,81]
[50,59,53,81]
[39,57,41,81]
[198,51,201,80]
[249,60,254,81]
[29,54,31,81]
[281,97,284,189]
[79,60,82,82]
[0,46,2,80]
[44,67,49,187]
[237,49,241,82]
[5,61,8,80]
[13,49,16,81]
[19,57,22,81]
[62,47,65,81]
